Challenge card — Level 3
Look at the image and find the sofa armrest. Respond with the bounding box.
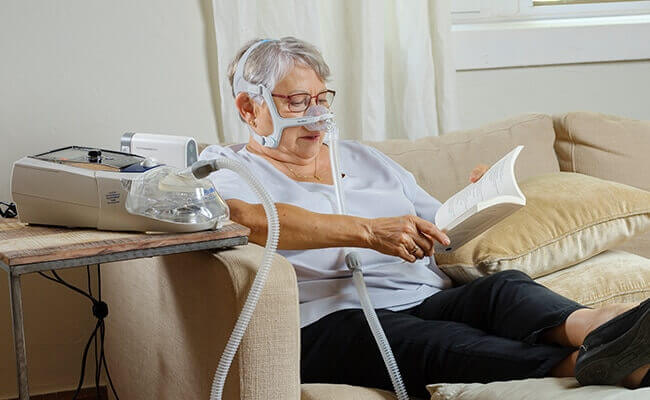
[102,243,301,400]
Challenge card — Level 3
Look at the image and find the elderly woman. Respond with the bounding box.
[200,37,650,397]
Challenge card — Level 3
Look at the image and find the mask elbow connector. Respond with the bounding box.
[191,159,220,179]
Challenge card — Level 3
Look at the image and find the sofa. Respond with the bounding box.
[101,112,650,400]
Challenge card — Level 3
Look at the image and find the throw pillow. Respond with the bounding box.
[537,250,650,308]
[434,172,650,284]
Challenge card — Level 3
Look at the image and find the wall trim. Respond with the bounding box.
[454,14,650,70]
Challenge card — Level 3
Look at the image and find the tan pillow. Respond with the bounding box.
[301,384,397,400]
[427,377,649,400]
[364,113,559,202]
[536,250,650,308]
[434,172,650,284]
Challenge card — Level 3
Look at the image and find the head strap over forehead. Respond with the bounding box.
[233,39,271,96]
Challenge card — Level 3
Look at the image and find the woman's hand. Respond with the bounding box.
[366,215,451,263]
[469,164,490,183]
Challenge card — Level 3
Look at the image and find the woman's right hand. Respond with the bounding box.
[366,215,451,263]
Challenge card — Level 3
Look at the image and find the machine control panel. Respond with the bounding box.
[32,146,158,172]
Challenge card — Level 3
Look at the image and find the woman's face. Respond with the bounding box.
[247,64,328,162]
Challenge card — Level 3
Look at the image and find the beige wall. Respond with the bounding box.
[456,60,650,130]
[0,0,219,205]
[0,271,99,398]
[1,0,649,397]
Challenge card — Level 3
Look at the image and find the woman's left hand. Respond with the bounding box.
[469,164,490,183]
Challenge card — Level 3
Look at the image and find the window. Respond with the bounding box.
[535,0,645,5]
[452,0,650,70]
[452,0,650,23]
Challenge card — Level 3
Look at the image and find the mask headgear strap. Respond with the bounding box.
[233,40,268,97]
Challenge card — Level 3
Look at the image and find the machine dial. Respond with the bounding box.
[87,150,102,163]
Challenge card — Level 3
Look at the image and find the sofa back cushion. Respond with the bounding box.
[554,111,650,192]
[363,114,560,202]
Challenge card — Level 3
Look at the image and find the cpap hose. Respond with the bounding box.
[350,260,409,400]
[307,109,410,400]
[192,158,280,400]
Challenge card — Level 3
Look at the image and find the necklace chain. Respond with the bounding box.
[282,151,321,181]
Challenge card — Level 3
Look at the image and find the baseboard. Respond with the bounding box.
[6,386,108,400]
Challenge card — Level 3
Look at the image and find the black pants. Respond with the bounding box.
[301,270,585,398]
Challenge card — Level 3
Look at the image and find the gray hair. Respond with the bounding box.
[227,37,331,102]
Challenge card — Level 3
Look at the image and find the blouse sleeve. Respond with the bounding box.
[364,144,442,224]
[198,145,260,204]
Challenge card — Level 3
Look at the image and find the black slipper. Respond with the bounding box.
[575,299,650,386]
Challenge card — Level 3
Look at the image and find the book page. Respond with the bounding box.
[435,146,524,230]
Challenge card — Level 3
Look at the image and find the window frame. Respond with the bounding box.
[518,0,650,19]
[452,0,650,70]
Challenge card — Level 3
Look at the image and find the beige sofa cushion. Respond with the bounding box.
[427,377,650,400]
[434,173,650,283]
[301,384,397,399]
[616,233,650,260]
[553,111,650,192]
[537,250,650,307]
[364,114,559,202]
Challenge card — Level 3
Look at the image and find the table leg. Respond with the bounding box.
[8,272,30,400]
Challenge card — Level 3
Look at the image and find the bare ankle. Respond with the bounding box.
[551,351,578,378]
[580,304,636,344]
[621,364,650,389]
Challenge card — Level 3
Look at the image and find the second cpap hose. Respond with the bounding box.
[317,114,410,400]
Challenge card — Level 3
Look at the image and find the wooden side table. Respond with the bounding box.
[0,218,249,400]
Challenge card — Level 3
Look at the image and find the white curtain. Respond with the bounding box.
[210,0,458,144]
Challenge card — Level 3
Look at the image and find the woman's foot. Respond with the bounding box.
[581,303,638,343]
[575,299,650,386]
[544,303,637,347]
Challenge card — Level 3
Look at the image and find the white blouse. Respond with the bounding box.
[199,140,452,327]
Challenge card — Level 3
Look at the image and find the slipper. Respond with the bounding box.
[583,299,650,350]
[575,298,650,386]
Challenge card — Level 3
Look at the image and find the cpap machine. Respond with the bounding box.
[11,146,229,233]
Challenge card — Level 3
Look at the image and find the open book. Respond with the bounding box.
[434,145,526,254]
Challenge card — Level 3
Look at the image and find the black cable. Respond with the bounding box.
[71,320,101,399]
[99,322,119,400]
[98,264,102,302]
[94,264,101,399]
[38,270,94,302]
[95,263,119,400]
[38,267,119,400]
[88,266,100,400]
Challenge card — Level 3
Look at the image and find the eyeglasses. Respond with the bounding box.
[271,90,336,113]
[0,202,17,218]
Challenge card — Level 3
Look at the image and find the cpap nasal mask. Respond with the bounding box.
[209,39,411,400]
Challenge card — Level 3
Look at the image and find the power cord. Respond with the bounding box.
[0,201,17,218]
[38,265,119,400]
